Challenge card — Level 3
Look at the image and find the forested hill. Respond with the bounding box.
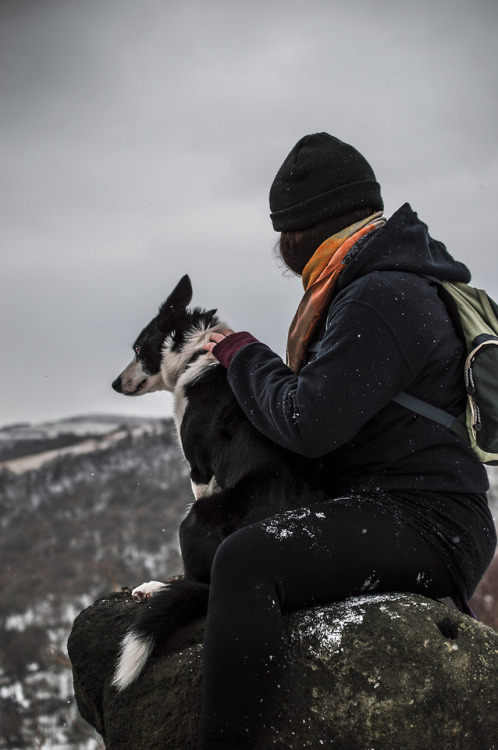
[0,415,190,749]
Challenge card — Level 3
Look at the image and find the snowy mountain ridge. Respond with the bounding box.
[0,414,169,475]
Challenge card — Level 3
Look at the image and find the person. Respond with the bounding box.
[199,132,497,749]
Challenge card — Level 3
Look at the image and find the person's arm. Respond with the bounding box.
[208,297,420,458]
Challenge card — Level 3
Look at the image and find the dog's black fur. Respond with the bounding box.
[111,275,326,689]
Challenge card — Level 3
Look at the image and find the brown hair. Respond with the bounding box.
[276,207,376,276]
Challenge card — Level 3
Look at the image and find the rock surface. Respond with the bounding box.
[68,590,498,750]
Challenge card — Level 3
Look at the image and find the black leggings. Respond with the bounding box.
[198,495,457,750]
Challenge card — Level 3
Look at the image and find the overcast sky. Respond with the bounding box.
[1,0,497,427]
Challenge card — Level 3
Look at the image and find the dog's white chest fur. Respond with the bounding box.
[163,323,225,428]
[162,322,228,497]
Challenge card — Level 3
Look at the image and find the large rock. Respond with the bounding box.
[68,590,498,750]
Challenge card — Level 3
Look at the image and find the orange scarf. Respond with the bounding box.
[286,212,385,373]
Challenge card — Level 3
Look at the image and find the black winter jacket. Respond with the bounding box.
[226,204,496,597]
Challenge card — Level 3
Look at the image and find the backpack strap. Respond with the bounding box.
[392,392,456,429]
[392,275,464,430]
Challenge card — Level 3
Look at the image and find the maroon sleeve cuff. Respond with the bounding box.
[212,332,260,369]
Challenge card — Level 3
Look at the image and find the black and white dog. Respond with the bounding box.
[111,275,325,690]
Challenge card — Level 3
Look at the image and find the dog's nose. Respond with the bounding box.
[112,377,123,393]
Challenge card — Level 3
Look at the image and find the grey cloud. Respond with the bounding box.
[1,0,497,425]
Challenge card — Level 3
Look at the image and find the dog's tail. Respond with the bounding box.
[112,578,210,691]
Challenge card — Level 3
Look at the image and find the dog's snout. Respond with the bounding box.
[112,377,123,393]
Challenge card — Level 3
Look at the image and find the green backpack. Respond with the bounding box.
[393,279,498,465]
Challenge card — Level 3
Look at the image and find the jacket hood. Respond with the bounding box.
[338,203,471,290]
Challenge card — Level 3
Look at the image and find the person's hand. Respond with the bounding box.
[202,329,235,354]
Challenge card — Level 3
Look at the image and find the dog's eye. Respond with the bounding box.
[134,345,141,357]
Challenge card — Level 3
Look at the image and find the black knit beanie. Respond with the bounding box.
[269,133,383,232]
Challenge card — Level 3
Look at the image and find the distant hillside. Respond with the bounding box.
[0,414,167,467]
[0,415,191,749]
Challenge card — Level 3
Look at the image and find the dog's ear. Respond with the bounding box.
[169,274,193,309]
[158,275,193,330]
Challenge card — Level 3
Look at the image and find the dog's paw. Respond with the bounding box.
[131,580,167,601]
